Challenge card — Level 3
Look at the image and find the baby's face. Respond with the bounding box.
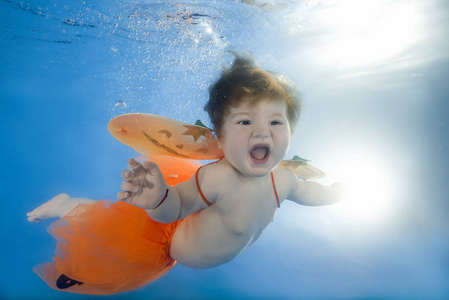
[218,99,291,177]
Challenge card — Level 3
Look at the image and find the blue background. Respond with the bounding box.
[1,0,448,299]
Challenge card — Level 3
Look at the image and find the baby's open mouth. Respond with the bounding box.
[250,146,269,160]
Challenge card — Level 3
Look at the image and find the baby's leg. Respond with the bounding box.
[27,193,95,222]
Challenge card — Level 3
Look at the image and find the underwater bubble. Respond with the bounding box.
[113,100,127,108]
[65,19,75,25]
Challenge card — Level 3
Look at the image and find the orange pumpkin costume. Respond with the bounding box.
[33,156,201,295]
[33,114,324,295]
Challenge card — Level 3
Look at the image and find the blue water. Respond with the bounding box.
[1,0,449,299]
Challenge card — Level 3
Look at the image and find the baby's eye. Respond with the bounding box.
[270,121,281,125]
[238,120,251,125]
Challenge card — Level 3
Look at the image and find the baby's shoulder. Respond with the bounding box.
[274,164,297,181]
[273,165,300,193]
[195,160,234,203]
[199,160,234,181]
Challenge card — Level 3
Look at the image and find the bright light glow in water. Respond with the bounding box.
[331,154,396,222]
[310,0,424,67]
[2,0,448,298]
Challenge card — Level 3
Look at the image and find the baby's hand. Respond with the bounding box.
[331,182,346,202]
[117,158,168,209]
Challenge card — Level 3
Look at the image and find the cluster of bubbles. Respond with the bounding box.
[93,1,260,121]
[3,0,316,122]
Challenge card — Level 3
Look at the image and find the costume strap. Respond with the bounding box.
[195,168,211,206]
[196,159,280,208]
[195,158,223,206]
[271,172,281,208]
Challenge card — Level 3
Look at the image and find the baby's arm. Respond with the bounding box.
[282,168,344,206]
[118,158,207,223]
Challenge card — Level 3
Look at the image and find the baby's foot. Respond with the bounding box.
[27,193,70,222]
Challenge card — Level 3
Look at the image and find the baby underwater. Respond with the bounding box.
[27,53,344,295]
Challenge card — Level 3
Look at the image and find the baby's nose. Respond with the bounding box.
[255,134,269,139]
[252,127,270,139]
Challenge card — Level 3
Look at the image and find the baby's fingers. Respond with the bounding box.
[121,169,134,180]
[121,181,139,193]
[117,191,130,201]
[142,161,161,175]
[128,158,145,173]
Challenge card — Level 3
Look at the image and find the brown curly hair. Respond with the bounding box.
[205,53,302,137]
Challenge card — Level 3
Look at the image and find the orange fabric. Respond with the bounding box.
[33,156,201,295]
[108,113,224,160]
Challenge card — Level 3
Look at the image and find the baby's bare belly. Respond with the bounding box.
[169,210,263,269]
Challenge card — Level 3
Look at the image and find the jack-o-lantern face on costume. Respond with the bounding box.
[108,114,223,160]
